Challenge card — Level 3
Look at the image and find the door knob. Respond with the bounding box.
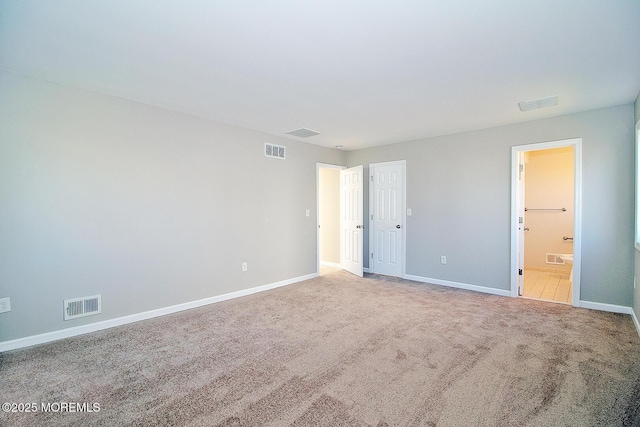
[396,225,401,229]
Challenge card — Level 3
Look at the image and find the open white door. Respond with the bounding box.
[340,165,364,277]
[516,152,526,296]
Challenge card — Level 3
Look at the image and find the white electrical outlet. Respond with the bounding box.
[0,297,11,313]
[407,208,412,216]
[242,262,248,272]
[305,209,310,217]
[440,256,447,265]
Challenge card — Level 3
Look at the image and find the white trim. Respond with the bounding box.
[635,119,640,250]
[0,273,317,353]
[510,138,582,306]
[404,274,511,297]
[369,160,407,278]
[632,310,640,338]
[578,300,634,315]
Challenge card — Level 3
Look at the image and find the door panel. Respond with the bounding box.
[371,162,404,277]
[340,165,363,277]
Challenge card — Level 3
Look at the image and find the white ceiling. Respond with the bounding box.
[1,1,639,151]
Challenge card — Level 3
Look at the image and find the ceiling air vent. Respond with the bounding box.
[518,96,558,112]
[286,128,320,138]
[64,294,102,320]
[265,143,286,160]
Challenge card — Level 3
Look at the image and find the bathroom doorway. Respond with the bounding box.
[511,139,582,306]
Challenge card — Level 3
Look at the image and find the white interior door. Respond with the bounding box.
[340,165,363,277]
[370,161,405,277]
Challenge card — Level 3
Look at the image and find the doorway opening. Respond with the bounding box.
[317,163,343,276]
[317,163,365,277]
[511,139,582,306]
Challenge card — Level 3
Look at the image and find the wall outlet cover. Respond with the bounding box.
[0,297,12,313]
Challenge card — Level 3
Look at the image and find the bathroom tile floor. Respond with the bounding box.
[523,269,572,304]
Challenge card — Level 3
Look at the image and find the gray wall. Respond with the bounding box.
[1,69,636,344]
[0,71,345,341]
[347,104,635,306]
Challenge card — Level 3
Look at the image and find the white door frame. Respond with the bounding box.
[510,138,582,306]
[369,160,407,277]
[316,163,345,274]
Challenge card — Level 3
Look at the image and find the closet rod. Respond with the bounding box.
[524,207,566,212]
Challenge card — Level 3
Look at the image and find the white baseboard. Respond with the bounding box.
[403,274,511,297]
[578,300,634,314]
[0,273,317,353]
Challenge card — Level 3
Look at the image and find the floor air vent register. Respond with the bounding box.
[64,294,102,320]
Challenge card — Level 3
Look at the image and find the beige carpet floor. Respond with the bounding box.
[1,270,639,426]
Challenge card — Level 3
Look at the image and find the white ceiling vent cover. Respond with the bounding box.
[265,143,286,159]
[286,128,320,138]
[64,294,102,320]
[518,96,559,112]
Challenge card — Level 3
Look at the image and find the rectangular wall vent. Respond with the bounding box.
[265,143,286,160]
[64,294,102,320]
[545,253,565,265]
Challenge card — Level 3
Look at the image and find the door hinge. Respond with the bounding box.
[370,176,374,182]
[519,269,523,276]
[371,253,374,259]
[371,214,373,220]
